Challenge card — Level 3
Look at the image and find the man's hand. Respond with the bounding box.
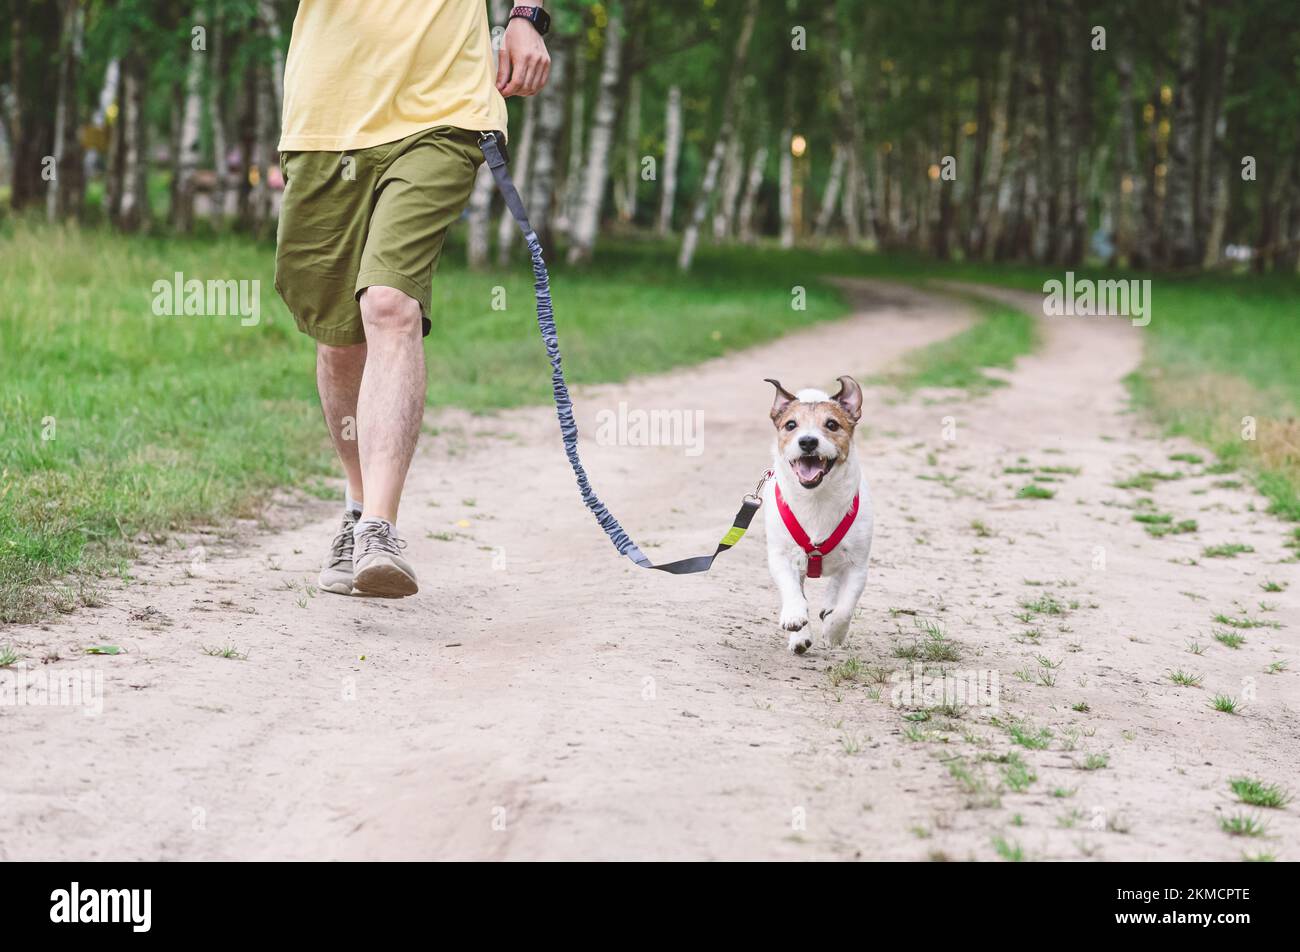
[496,16,551,97]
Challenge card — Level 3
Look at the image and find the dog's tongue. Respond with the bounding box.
[793,456,825,482]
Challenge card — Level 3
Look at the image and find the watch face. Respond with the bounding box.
[511,5,550,35]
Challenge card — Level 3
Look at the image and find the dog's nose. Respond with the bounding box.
[798,435,819,454]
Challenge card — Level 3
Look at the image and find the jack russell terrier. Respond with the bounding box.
[762,376,874,654]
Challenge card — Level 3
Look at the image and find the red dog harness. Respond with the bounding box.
[774,482,860,578]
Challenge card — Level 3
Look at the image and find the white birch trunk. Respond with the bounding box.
[737,143,767,243]
[842,149,862,244]
[173,14,205,231]
[259,0,284,120]
[526,35,568,249]
[566,9,623,265]
[778,126,794,248]
[813,144,846,239]
[557,41,587,237]
[1162,0,1200,266]
[116,56,147,232]
[615,73,640,222]
[207,24,229,224]
[712,134,744,240]
[655,84,682,235]
[47,0,84,221]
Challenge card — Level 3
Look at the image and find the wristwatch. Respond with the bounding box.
[509,5,550,36]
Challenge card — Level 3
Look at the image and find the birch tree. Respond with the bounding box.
[526,34,569,252]
[1162,0,1201,267]
[736,142,767,244]
[677,0,758,271]
[171,10,205,232]
[566,8,624,265]
[655,84,681,235]
[48,0,85,222]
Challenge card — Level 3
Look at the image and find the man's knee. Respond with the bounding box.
[359,285,421,336]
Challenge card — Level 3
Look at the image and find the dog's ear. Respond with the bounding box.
[764,378,798,422]
[832,375,863,422]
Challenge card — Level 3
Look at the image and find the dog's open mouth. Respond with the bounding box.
[791,455,834,488]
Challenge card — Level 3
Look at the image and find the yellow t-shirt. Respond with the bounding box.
[278,0,508,152]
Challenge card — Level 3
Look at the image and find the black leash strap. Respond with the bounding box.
[477,131,764,575]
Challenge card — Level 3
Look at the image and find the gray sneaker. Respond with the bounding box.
[352,520,418,597]
[319,510,361,595]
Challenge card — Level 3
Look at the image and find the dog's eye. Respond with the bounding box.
[825,419,840,431]
[783,420,797,431]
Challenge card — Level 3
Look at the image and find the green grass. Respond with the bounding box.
[1007,718,1053,750]
[1210,694,1239,713]
[1201,543,1255,559]
[1228,777,1291,809]
[0,221,853,623]
[1016,484,1055,500]
[1213,612,1279,630]
[1018,594,1067,616]
[1213,630,1246,649]
[876,296,1037,393]
[1219,812,1266,837]
[201,643,249,660]
[1000,753,1037,792]
[1146,518,1198,537]
[1124,282,1300,522]
[991,835,1025,862]
[1115,470,1185,491]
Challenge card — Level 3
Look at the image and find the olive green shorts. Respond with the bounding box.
[274,125,485,346]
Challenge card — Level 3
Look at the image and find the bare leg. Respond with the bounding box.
[356,285,426,524]
[316,341,368,503]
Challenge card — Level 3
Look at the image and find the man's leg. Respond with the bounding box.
[355,285,426,524]
[316,341,368,505]
[313,342,368,594]
[347,126,485,597]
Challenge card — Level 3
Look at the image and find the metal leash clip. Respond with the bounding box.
[745,470,775,506]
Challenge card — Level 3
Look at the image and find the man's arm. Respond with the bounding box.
[496,4,551,97]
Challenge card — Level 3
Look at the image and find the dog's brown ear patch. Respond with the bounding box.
[832,375,863,422]
[764,378,798,423]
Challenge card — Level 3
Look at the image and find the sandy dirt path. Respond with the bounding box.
[4,280,1296,861]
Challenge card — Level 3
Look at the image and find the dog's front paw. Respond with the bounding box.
[779,606,808,632]
[787,632,814,655]
[823,611,851,647]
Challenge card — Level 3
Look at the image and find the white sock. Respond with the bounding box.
[346,495,363,515]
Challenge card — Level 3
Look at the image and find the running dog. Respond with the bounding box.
[762,376,874,653]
